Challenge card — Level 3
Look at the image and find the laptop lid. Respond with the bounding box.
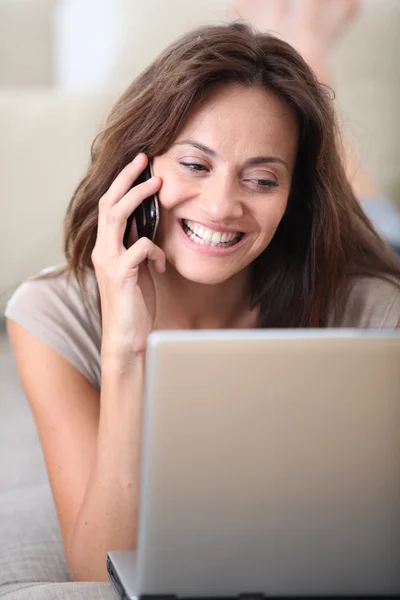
[131,329,400,597]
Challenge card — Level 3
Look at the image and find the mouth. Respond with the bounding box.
[180,219,244,248]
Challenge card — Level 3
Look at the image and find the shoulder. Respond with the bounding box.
[328,274,400,329]
[5,265,101,389]
[5,264,100,326]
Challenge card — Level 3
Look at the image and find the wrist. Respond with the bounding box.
[101,347,146,379]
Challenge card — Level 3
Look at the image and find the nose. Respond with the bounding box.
[197,174,244,222]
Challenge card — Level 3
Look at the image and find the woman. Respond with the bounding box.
[5,17,400,583]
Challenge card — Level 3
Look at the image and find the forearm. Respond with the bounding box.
[67,353,146,582]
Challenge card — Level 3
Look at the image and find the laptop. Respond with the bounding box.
[107,329,400,599]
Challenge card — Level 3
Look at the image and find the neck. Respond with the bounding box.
[150,262,257,330]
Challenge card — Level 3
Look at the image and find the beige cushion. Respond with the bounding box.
[0,330,116,598]
[0,90,114,313]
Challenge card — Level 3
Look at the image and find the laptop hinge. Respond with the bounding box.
[140,596,177,600]
[140,595,265,600]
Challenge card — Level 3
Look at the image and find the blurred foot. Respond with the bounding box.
[293,0,360,47]
[230,0,361,81]
[231,0,360,44]
[289,0,361,58]
[231,0,289,36]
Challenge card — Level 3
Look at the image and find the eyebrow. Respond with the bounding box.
[173,139,288,171]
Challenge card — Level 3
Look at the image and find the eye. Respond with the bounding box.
[244,178,278,190]
[180,162,209,173]
[255,179,278,189]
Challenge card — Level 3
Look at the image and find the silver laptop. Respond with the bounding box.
[107,329,400,599]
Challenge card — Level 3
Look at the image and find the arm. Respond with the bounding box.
[68,351,146,581]
[7,319,145,581]
[6,155,165,581]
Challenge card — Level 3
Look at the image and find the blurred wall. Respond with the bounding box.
[0,0,56,86]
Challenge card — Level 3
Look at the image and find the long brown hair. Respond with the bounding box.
[38,22,400,327]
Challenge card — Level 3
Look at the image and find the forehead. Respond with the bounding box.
[174,83,298,165]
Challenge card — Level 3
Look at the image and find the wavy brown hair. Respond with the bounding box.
[37,21,400,327]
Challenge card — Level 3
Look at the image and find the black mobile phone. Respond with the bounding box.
[123,163,160,249]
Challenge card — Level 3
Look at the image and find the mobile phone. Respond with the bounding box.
[123,163,160,249]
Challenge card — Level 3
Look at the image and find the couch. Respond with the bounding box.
[1,1,400,598]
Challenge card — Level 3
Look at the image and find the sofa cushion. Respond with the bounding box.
[0,90,113,315]
[0,484,69,586]
[0,583,115,599]
[0,330,115,598]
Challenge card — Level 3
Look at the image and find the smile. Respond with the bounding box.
[181,219,244,248]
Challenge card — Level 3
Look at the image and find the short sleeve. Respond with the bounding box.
[328,275,400,329]
[4,266,102,390]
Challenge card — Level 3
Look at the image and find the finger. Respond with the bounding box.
[120,237,166,273]
[107,177,162,249]
[104,176,162,256]
[112,176,161,225]
[101,153,148,210]
[96,154,148,247]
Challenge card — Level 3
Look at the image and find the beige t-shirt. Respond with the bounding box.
[4,265,400,391]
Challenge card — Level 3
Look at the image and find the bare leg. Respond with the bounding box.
[230,0,381,198]
[230,0,400,251]
[231,0,360,82]
[231,0,289,36]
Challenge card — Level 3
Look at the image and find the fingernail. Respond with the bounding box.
[157,260,166,272]
[132,153,144,163]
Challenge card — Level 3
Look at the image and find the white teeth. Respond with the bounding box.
[182,219,242,248]
[187,220,198,234]
[211,231,222,244]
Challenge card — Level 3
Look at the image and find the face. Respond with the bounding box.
[152,83,298,285]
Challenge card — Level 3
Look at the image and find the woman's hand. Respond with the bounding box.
[91,153,165,362]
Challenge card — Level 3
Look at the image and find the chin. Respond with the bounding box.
[171,261,238,286]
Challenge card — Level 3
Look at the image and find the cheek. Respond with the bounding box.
[157,175,192,210]
[256,195,288,235]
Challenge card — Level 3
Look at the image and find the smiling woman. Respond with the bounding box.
[4,20,400,582]
[150,83,297,299]
[45,21,400,330]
